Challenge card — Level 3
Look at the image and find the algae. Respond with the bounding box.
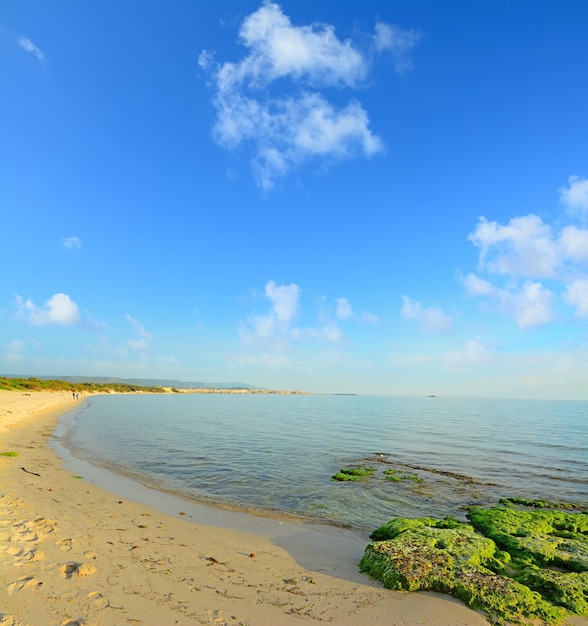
[516,569,588,616]
[331,466,375,482]
[468,507,588,572]
[361,508,588,624]
[383,468,423,483]
[0,451,19,457]
[370,515,463,541]
[360,520,565,624]
[499,498,585,511]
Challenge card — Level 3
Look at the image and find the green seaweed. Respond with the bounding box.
[0,451,19,457]
[331,466,375,482]
[468,507,588,572]
[516,568,588,616]
[383,468,424,483]
[362,509,588,624]
[360,521,565,624]
[370,515,463,541]
[500,498,584,511]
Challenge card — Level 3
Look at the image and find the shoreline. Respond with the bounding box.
[51,411,374,581]
[1,391,583,626]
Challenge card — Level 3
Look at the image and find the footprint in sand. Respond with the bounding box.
[14,528,39,543]
[56,538,73,551]
[13,547,45,567]
[6,576,43,595]
[0,532,12,543]
[88,591,110,610]
[206,609,242,625]
[33,517,57,533]
[59,562,96,579]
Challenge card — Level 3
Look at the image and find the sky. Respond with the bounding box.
[1,0,587,399]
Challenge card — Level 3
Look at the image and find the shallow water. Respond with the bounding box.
[56,394,587,534]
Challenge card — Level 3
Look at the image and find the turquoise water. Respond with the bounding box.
[57,394,587,534]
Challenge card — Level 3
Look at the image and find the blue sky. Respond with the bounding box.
[1,0,587,399]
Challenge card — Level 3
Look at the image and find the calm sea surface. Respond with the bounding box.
[56,394,587,534]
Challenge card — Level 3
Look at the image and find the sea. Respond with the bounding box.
[53,394,587,536]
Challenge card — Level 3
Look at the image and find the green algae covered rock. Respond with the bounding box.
[360,511,588,624]
[331,466,375,481]
[468,507,588,572]
[516,569,588,616]
[499,498,585,511]
[370,515,463,541]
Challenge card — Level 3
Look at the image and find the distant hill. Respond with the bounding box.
[3,375,261,390]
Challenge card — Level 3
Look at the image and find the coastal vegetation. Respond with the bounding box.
[0,376,308,395]
[0,376,167,394]
[360,502,588,625]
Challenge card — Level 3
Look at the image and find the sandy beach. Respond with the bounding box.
[0,392,583,626]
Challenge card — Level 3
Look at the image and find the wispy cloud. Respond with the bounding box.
[564,279,588,318]
[463,176,588,325]
[126,314,153,351]
[374,21,421,73]
[19,37,45,62]
[239,281,357,366]
[15,293,82,327]
[335,297,353,320]
[62,236,82,250]
[443,337,500,367]
[560,175,588,217]
[200,2,418,190]
[3,339,27,364]
[400,296,452,333]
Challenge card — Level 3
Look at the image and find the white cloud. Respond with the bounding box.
[462,272,504,299]
[559,226,588,264]
[198,49,215,70]
[400,296,452,333]
[201,2,417,189]
[468,215,560,279]
[335,297,353,319]
[16,293,81,327]
[265,279,299,322]
[564,279,588,318]
[512,282,554,329]
[236,2,367,87]
[242,280,300,344]
[462,273,554,328]
[240,280,353,367]
[216,89,383,191]
[464,180,588,328]
[374,21,421,72]
[560,175,588,215]
[19,37,45,61]
[62,236,81,250]
[126,314,152,351]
